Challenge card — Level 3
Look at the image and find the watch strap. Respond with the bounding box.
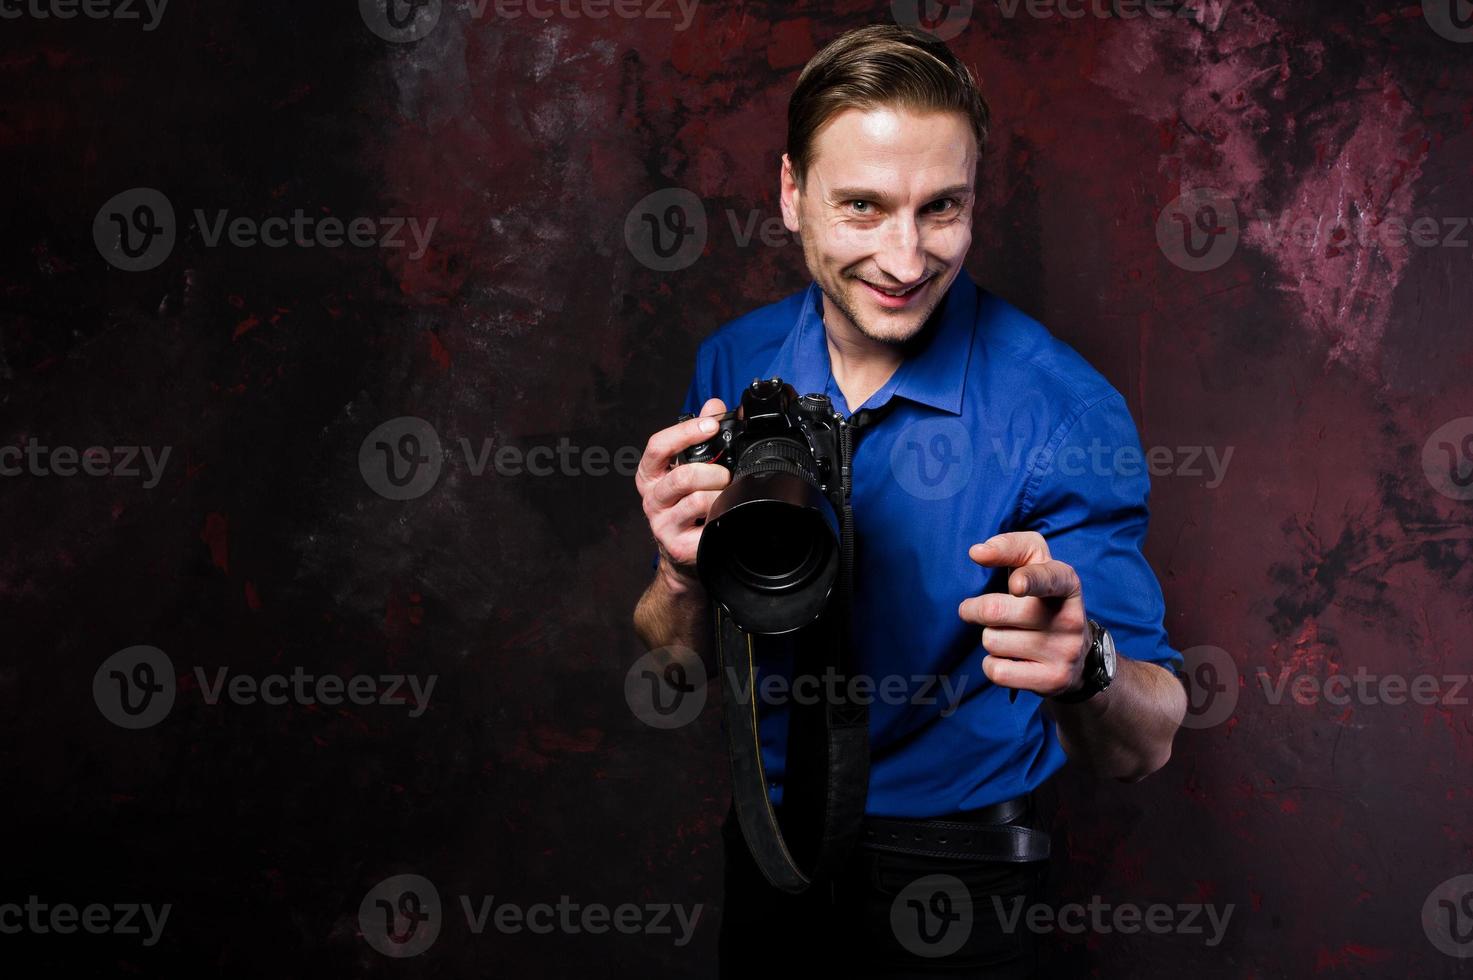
[1051,619,1110,704]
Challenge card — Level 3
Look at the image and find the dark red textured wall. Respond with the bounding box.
[3,1,1472,977]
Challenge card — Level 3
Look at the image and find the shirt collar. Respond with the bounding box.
[761,266,978,417]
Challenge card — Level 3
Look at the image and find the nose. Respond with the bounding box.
[873,212,927,286]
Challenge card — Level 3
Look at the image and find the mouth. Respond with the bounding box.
[858,274,934,309]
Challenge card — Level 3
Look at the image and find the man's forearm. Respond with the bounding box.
[633,559,714,659]
[1049,656,1187,782]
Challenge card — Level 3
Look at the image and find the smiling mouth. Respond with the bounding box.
[860,274,933,299]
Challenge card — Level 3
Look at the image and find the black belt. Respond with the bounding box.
[859,794,1051,863]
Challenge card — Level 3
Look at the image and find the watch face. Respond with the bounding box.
[1099,626,1117,681]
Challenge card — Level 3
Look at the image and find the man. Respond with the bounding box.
[632,24,1187,977]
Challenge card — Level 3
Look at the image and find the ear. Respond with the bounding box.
[780,154,801,233]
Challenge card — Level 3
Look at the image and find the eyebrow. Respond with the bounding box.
[828,184,974,204]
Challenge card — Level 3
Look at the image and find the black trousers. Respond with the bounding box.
[717,801,1048,978]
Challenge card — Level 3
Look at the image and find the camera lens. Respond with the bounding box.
[697,470,840,634]
[727,504,825,591]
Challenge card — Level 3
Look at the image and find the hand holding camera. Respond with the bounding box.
[668,378,850,636]
[635,397,732,592]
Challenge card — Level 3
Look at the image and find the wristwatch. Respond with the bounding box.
[1052,619,1117,704]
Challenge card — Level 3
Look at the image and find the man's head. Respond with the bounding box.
[781,25,989,346]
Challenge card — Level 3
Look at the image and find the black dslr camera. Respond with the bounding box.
[674,377,852,636]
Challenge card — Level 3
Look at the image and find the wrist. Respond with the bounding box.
[657,555,704,598]
[1051,619,1117,705]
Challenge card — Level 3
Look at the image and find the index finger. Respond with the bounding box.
[1008,558,1081,600]
[957,591,1054,629]
[636,397,728,482]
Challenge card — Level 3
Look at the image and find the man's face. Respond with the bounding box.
[781,105,976,346]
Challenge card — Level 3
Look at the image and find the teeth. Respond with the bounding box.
[873,279,926,297]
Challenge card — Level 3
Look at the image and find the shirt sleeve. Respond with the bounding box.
[1016,392,1182,674]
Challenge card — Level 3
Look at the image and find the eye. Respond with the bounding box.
[847,200,875,215]
[924,198,959,214]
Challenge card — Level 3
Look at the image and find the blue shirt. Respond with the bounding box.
[663,266,1182,818]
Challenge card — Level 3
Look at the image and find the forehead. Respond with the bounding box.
[807,105,977,190]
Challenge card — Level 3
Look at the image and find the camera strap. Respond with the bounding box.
[715,401,894,894]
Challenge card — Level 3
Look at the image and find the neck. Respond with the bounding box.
[820,293,907,411]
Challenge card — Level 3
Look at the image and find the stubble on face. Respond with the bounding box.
[811,245,956,352]
[786,106,976,353]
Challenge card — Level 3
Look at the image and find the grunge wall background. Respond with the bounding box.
[4,1,1472,976]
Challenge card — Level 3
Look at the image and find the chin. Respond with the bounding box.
[846,292,940,344]
[855,315,927,345]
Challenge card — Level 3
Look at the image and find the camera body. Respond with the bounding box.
[674,377,850,635]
